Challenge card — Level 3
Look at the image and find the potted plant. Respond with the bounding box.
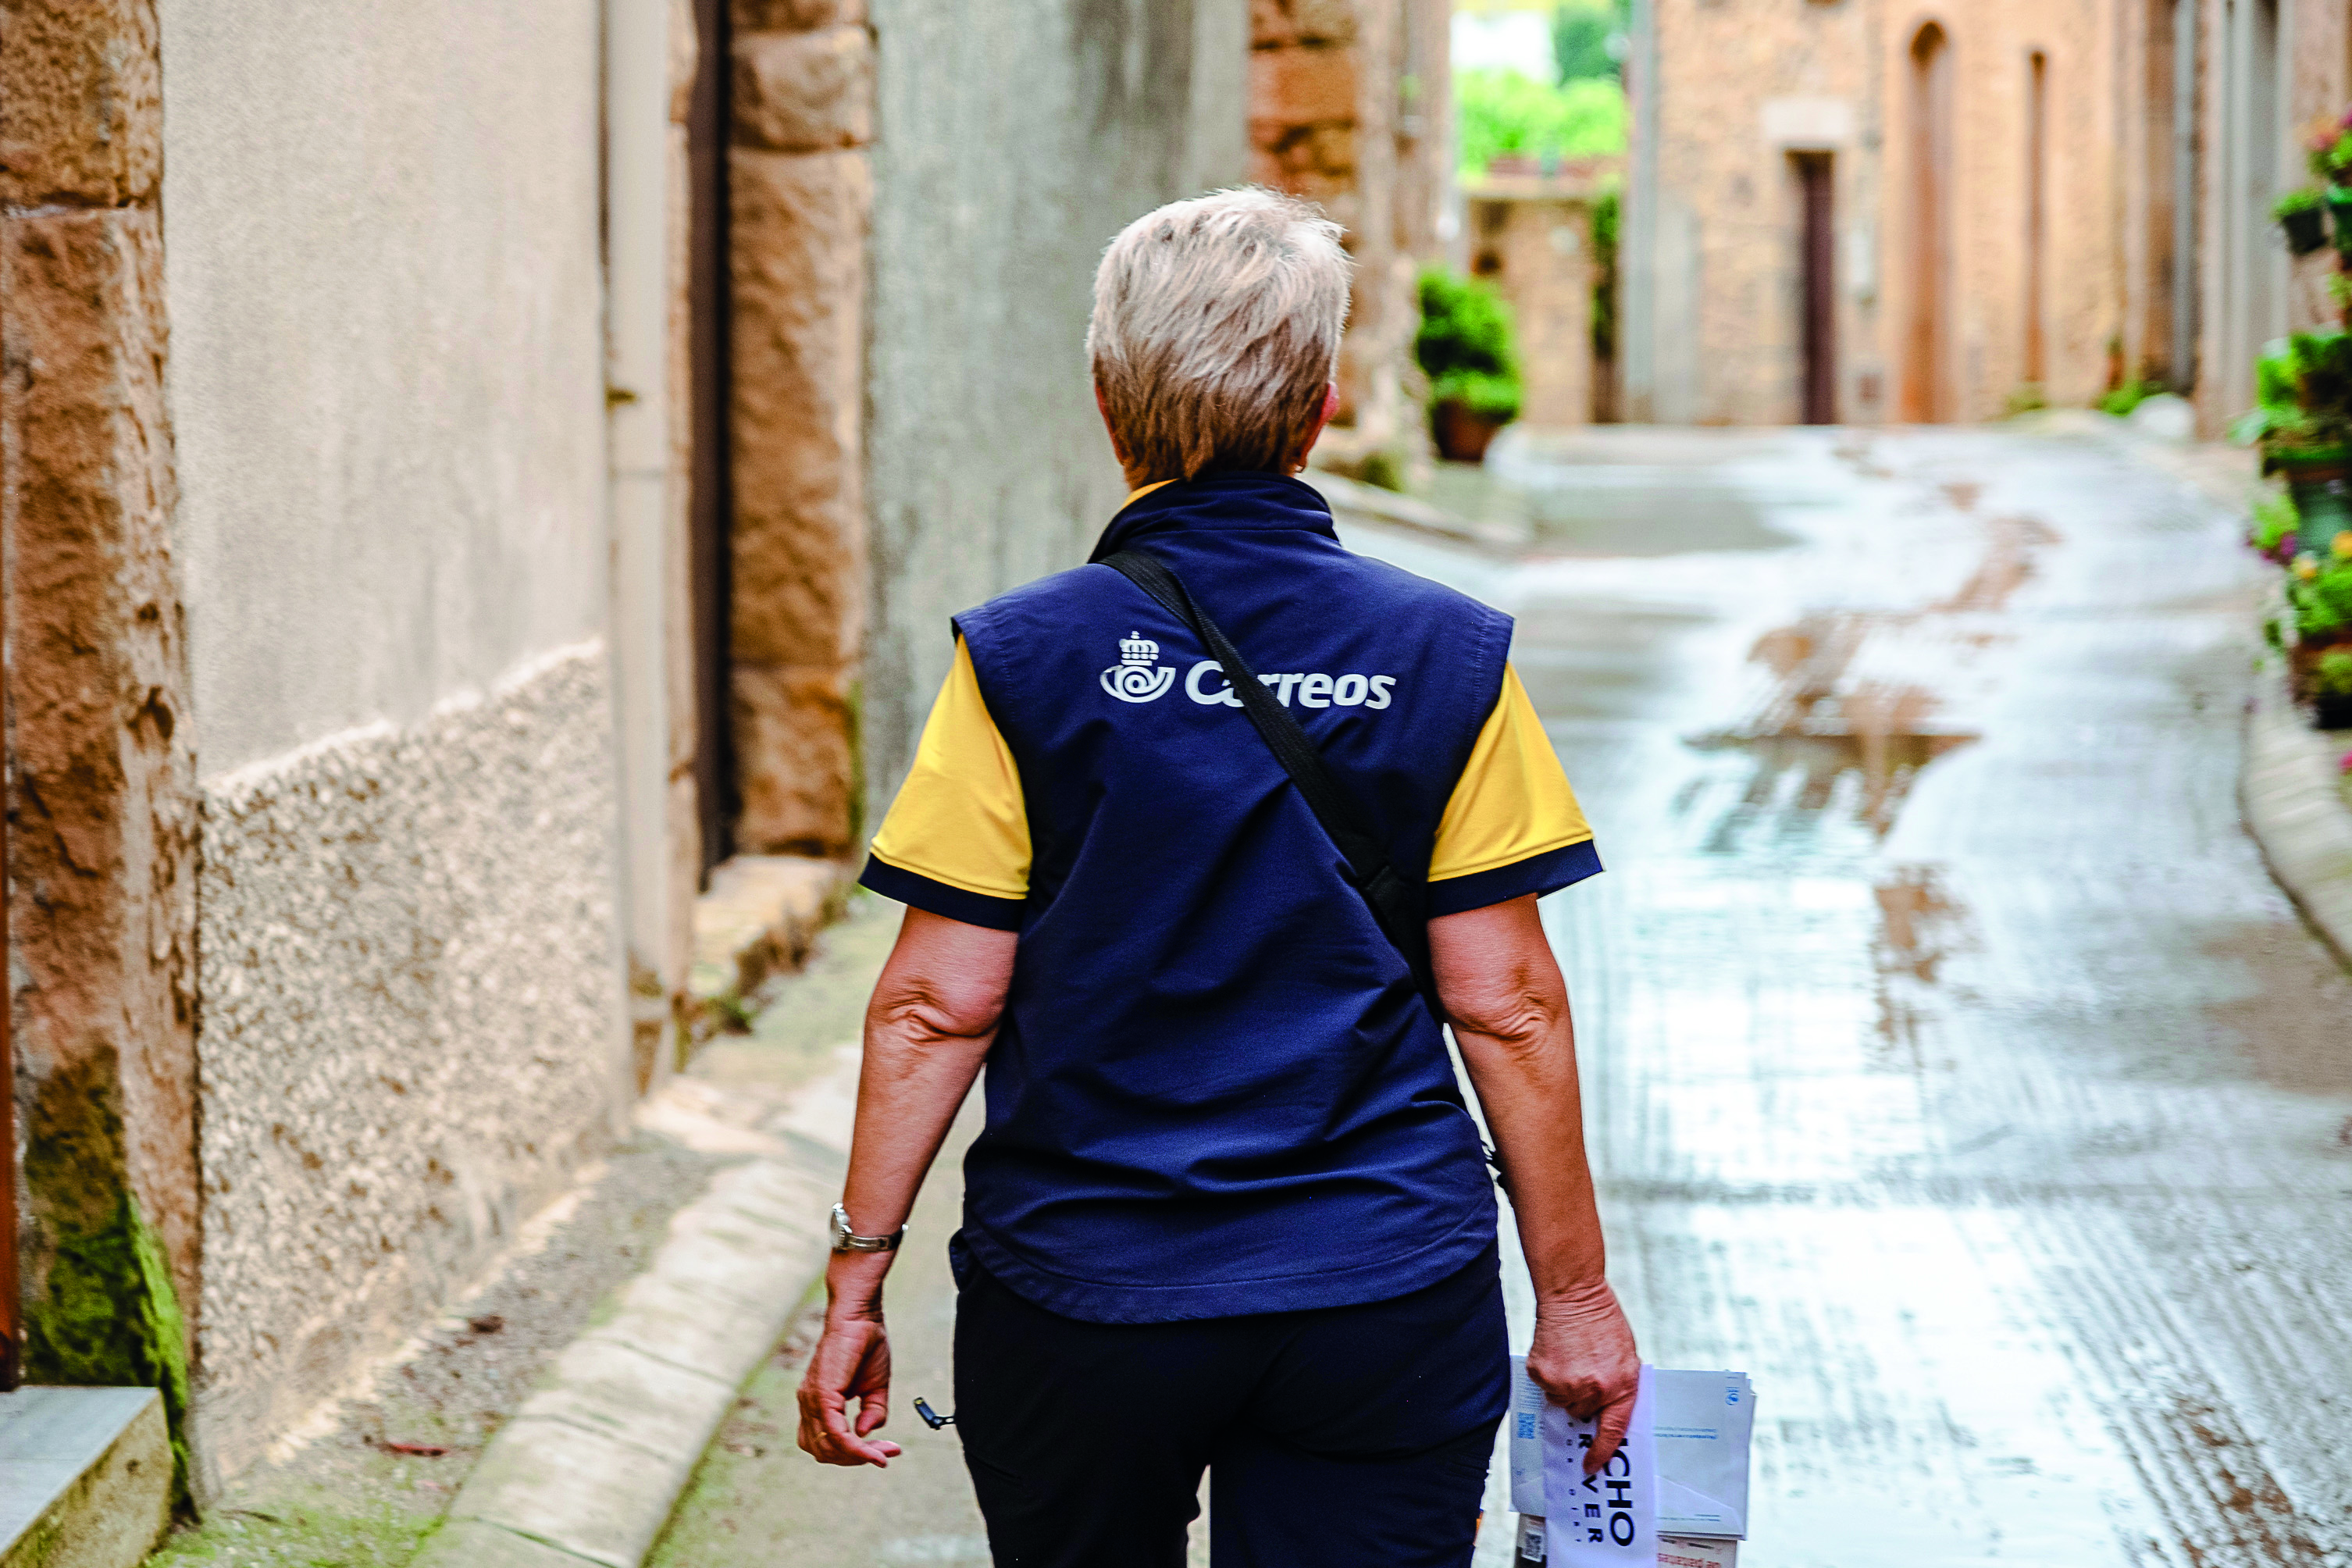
[2235,330,2352,538]
[2248,489,2300,565]
[2312,647,2352,729]
[1416,267,1523,462]
[2277,189,2329,256]
[2286,540,2352,718]
[2300,116,2352,264]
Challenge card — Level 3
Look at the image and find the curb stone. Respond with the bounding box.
[1303,470,1526,554]
[690,855,853,1035]
[413,1139,841,1567]
[2243,665,2352,971]
[2102,430,2352,965]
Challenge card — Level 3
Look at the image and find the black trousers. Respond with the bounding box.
[953,1249,1509,1568]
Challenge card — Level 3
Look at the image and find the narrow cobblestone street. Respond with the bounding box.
[652,426,2352,1566]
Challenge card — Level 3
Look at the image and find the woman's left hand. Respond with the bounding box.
[1526,1279,1641,1475]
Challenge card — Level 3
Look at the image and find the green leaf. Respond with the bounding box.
[1456,68,1627,177]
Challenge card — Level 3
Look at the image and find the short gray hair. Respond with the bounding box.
[1087,187,1352,483]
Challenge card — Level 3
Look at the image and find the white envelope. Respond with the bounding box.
[1508,1360,1754,1541]
[1651,1371,1753,1540]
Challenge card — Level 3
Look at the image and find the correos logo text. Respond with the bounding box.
[1185,663,1395,710]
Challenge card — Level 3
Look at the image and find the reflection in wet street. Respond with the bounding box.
[1357,427,2352,1567]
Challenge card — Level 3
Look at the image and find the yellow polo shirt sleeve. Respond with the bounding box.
[1425,663,1600,915]
[861,639,1032,929]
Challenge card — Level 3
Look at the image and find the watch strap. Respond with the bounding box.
[830,1202,904,1253]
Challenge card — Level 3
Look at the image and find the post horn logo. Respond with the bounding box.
[1099,630,1175,703]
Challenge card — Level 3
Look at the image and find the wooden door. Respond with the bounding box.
[1797,153,1837,425]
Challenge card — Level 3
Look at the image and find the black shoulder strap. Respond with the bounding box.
[1101,550,1434,998]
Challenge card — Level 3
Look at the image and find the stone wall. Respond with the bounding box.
[727,0,875,857]
[861,0,1249,821]
[0,0,201,1481]
[1627,0,2352,430]
[1249,0,1449,468]
[1634,0,2126,425]
[191,647,624,1484]
[1466,183,1601,428]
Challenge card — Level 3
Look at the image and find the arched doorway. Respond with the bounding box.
[1902,23,1954,422]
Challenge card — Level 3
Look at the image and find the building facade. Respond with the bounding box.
[3,0,1249,1512]
[1464,161,1619,428]
[1620,0,2352,432]
[1249,0,1455,475]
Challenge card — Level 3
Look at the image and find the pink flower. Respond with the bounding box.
[2340,750,2352,775]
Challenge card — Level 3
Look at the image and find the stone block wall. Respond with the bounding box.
[2188,0,2351,435]
[0,0,201,1480]
[1631,0,2352,430]
[728,0,872,857]
[1250,0,1363,227]
[1468,191,1598,428]
[1637,0,2132,425]
[1249,0,1447,466]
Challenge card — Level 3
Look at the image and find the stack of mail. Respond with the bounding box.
[1506,1359,1753,1566]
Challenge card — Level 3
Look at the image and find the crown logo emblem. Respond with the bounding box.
[1099,629,1175,704]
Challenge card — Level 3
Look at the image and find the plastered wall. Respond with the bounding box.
[158,1,609,770]
[861,0,1249,818]
[154,0,629,1484]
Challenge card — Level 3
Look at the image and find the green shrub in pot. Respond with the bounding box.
[1416,267,1523,458]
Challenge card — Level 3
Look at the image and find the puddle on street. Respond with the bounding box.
[1688,726,1976,846]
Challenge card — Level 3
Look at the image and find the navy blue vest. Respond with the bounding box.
[939,472,1513,1322]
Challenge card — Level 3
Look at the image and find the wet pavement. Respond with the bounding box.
[658,426,2352,1566]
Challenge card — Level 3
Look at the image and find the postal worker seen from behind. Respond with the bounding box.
[796,187,1641,1568]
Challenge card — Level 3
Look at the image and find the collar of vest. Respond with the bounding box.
[1087,470,1337,564]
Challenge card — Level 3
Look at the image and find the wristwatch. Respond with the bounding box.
[829,1203,905,1254]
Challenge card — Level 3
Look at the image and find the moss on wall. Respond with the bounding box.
[21,1068,194,1509]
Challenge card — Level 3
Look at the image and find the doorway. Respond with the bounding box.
[687,0,734,875]
[2024,50,2048,389]
[1902,23,1954,422]
[1794,153,1837,424]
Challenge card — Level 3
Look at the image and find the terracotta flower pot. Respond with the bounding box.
[1434,400,1508,463]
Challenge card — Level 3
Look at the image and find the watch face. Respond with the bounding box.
[829,1204,850,1249]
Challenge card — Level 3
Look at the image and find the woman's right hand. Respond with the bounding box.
[796,1299,903,1467]
[1526,1279,1641,1474]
